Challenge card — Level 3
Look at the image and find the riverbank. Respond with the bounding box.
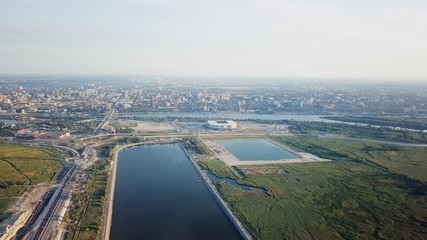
[103,140,177,240]
[103,140,250,240]
[103,142,143,240]
[178,143,253,240]
[103,147,116,240]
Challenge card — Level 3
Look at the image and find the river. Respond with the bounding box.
[117,112,337,122]
[110,143,243,240]
[116,112,423,132]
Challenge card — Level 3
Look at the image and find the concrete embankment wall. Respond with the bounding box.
[178,143,253,240]
[103,141,176,240]
[102,144,121,240]
[104,141,253,240]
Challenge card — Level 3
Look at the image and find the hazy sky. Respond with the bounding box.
[1,0,426,80]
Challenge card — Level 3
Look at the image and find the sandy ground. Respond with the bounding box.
[238,122,289,133]
[108,120,175,132]
[109,120,137,128]
[200,138,330,166]
[0,184,52,240]
[8,184,51,214]
[132,122,174,132]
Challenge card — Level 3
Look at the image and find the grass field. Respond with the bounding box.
[0,143,62,216]
[204,137,427,240]
[0,144,60,160]
[0,199,14,215]
[198,157,238,179]
[277,137,427,182]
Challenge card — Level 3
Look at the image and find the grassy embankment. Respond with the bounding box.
[200,137,427,240]
[65,138,160,240]
[198,158,238,179]
[0,143,62,216]
[66,162,108,240]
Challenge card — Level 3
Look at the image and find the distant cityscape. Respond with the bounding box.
[0,76,426,117]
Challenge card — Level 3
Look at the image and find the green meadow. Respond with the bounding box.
[202,137,427,240]
[0,143,62,216]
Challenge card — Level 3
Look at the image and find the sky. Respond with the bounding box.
[0,0,426,81]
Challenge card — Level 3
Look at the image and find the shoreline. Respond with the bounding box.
[102,140,176,240]
[103,140,252,240]
[201,137,330,166]
[178,142,253,240]
[102,143,136,240]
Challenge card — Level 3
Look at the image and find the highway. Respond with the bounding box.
[11,141,81,240]
[94,109,115,134]
[78,131,273,141]
[52,144,80,158]
[22,166,75,240]
[10,122,425,240]
[36,166,76,240]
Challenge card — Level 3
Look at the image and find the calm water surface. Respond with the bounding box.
[219,139,299,161]
[118,112,336,122]
[110,144,242,240]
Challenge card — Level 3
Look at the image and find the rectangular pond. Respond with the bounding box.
[110,143,242,240]
[218,139,299,161]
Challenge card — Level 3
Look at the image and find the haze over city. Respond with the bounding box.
[0,1,427,240]
[1,0,427,81]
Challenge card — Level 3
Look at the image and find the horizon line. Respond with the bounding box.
[0,73,426,84]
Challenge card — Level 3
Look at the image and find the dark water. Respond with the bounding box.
[110,144,243,240]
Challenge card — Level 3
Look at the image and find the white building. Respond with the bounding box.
[206,120,237,130]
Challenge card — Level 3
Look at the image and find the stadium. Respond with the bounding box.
[206,120,238,130]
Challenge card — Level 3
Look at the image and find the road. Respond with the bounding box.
[10,125,425,240]
[12,142,81,240]
[22,166,75,240]
[52,144,80,158]
[36,166,76,240]
[78,131,274,141]
[94,109,115,134]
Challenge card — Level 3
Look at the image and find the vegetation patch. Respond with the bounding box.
[207,137,427,240]
[184,137,213,155]
[250,119,427,143]
[0,143,61,216]
[0,199,14,216]
[66,163,108,240]
[287,121,427,143]
[198,157,238,179]
[322,115,427,131]
[277,137,427,182]
[0,143,59,160]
